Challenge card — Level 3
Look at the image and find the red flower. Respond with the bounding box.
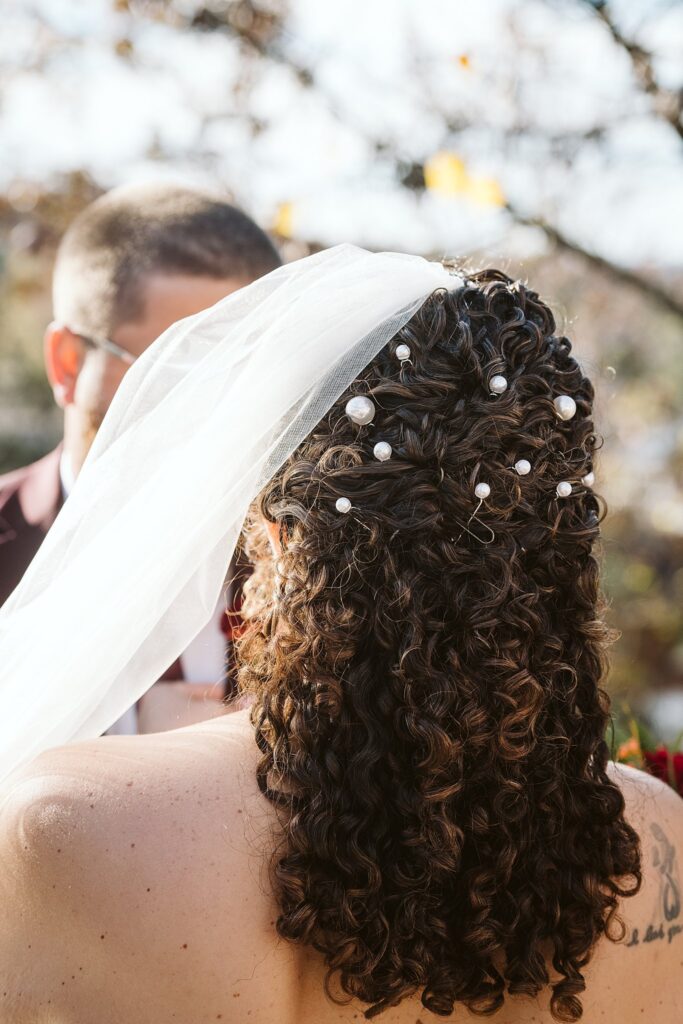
[643,748,683,796]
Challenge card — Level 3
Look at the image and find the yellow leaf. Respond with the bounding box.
[465,175,506,208]
[424,152,469,196]
[457,54,471,69]
[273,202,294,239]
[617,736,642,762]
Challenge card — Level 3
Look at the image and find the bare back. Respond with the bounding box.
[2,709,682,1024]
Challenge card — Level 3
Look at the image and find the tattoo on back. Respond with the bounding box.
[626,822,682,949]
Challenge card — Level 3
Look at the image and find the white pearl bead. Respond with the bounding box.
[582,471,595,487]
[514,459,531,476]
[395,343,411,361]
[556,481,572,498]
[335,497,352,513]
[489,375,508,395]
[475,482,490,500]
[373,441,392,462]
[345,395,375,425]
[553,395,577,421]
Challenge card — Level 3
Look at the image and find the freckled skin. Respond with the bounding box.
[1,712,682,1023]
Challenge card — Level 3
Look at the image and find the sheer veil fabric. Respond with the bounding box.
[0,244,461,784]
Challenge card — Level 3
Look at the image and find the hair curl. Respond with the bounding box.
[236,268,642,1021]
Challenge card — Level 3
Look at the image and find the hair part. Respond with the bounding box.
[52,181,281,337]
[236,268,642,1021]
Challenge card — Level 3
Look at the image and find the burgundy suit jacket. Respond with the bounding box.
[0,446,252,693]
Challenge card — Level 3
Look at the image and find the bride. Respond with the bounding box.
[0,245,681,1023]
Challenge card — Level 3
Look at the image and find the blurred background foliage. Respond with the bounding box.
[0,0,682,729]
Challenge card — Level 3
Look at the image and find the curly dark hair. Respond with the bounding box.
[235,267,642,1022]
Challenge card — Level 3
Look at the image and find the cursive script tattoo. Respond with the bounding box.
[626,823,682,948]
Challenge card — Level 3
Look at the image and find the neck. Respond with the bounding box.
[62,410,96,479]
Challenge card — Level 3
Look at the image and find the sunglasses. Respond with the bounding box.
[77,333,137,366]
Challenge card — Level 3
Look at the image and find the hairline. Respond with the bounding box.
[52,185,281,337]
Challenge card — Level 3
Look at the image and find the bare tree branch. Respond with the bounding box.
[581,0,683,142]
[506,204,683,319]
[148,1,683,320]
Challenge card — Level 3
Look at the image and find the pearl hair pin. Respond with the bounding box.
[334,361,588,519]
[345,395,375,425]
[453,481,495,544]
[553,395,576,421]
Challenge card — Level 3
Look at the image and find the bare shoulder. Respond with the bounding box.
[608,761,683,905]
[1,707,264,863]
[604,761,683,956]
[2,706,269,891]
[608,760,683,839]
[0,709,292,1022]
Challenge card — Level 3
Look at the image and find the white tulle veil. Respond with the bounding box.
[0,244,462,785]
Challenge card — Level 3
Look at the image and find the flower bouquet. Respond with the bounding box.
[613,712,683,797]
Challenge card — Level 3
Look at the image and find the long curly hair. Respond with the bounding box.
[235,267,642,1021]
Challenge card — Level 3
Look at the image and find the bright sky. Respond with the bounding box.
[0,0,681,266]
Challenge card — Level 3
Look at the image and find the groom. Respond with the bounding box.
[0,182,279,732]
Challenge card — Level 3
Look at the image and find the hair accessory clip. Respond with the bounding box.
[489,375,508,395]
[335,497,352,514]
[556,481,572,498]
[514,459,531,476]
[582,471,595,487]
[373,441,392,462]
[395,343,412,363]
[345,396,375,426]
[553,395,576,421]
[453,482,495,545]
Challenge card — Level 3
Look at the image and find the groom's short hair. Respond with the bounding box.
[52,182,281,337]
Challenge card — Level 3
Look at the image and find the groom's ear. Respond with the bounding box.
[43,323,85,409]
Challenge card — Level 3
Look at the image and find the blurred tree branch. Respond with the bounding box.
[178,0,683,321]
[507,205,683,319]
[2,0,680,320]
[581,0,683,143]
